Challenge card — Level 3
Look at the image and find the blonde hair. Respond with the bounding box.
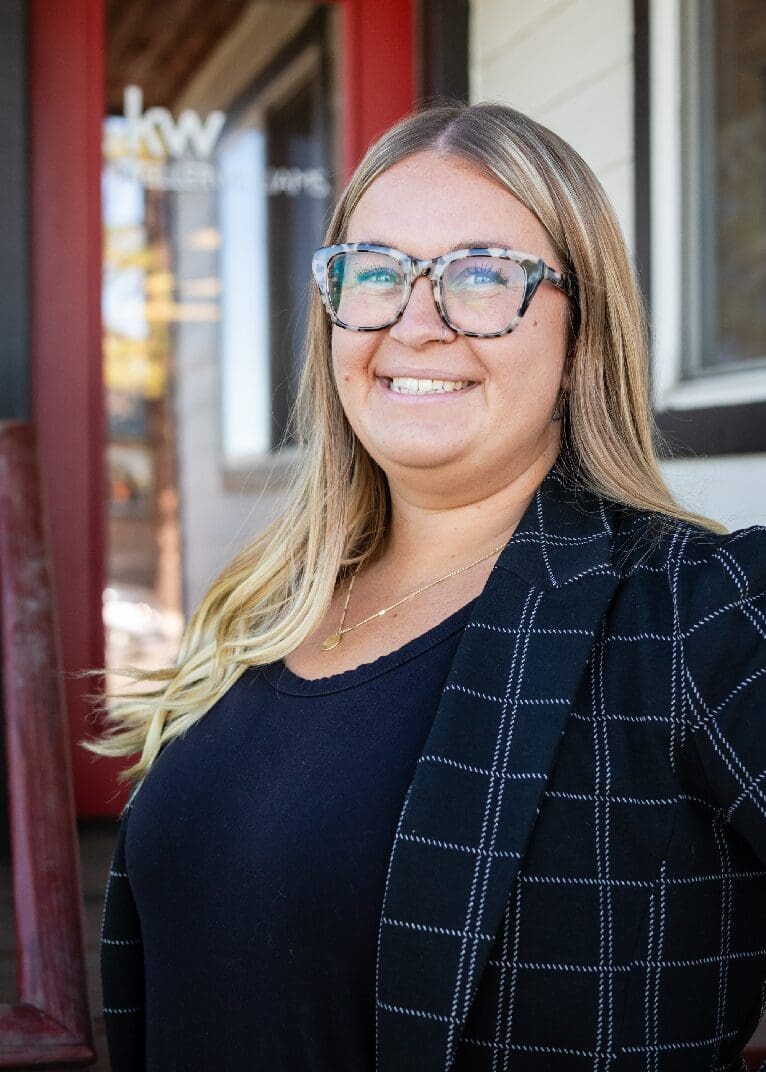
[80,101,724,787]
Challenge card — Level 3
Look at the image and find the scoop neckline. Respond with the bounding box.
[260,595,480,696]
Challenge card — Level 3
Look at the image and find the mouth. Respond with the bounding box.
[376,375,480,399]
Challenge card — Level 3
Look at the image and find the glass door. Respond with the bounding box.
[102,1,339,680]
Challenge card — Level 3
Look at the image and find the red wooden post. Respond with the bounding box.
[0,422,95,1067]
[338,0,416,178]
[28,0,115,815]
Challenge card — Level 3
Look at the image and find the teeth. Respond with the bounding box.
[387,377,474,394]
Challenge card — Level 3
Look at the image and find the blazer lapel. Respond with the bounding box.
[375,456,622,1071]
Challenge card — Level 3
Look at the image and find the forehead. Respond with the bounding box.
[345,150,554,259]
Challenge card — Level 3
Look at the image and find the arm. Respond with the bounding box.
[100,787,147,1072]
[681,525,766,864]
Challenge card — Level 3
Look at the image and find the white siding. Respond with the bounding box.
[470,0,635,251]
[660,455,766,531]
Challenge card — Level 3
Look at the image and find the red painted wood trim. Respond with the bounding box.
[28,0,120,816]
[338,0,416,177]
[0,422,95,1067]
[0,1007,94,1068]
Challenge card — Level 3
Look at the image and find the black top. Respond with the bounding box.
[124,596,479,1071]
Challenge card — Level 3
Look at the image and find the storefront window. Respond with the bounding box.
[103,2,338,675]
[684,0,766,373]
[218,126,271,460]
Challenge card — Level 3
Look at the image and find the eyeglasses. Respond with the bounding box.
[311,243,577,338]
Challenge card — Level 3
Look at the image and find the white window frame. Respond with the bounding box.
[649,0,766,412]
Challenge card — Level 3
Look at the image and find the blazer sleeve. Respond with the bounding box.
[681,524,766,865]
[100,784,147,1072]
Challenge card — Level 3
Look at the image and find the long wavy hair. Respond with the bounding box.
[80,101,724,789]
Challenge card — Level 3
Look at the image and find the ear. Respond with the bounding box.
[561,321,577,393]
[559,351,572,394]
[562,290,580,391]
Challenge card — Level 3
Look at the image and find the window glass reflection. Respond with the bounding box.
[102,2,337,675]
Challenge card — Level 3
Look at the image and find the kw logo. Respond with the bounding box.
[124,85,226,159]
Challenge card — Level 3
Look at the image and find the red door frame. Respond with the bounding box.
[28,0,416,817]
[29,0,107,817]
[336,0,416,178]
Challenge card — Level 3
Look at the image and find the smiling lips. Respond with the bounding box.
[377,374,479,398]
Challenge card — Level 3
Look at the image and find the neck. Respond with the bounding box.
[374,443,559,587]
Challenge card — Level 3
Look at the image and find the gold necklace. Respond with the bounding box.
[320,540,508,651]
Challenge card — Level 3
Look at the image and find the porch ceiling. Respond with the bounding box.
[106,0,251,113]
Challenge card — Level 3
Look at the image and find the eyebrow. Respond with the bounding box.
[365,238,510,253]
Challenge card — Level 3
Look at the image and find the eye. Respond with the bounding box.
[452,264,509,288]
[353,265,403,287]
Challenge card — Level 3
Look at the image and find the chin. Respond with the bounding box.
[375,444,469,472]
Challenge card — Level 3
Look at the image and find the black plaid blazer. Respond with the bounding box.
[101,456,766,1071]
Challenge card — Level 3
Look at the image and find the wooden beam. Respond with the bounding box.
[29,0,114,816]
[340,0,416,177]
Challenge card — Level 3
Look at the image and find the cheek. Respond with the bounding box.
[332,327,380,384]
[474,314,567,396]
[512,305,568,374]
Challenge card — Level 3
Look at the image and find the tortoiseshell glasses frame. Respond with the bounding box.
[311,242,578,339]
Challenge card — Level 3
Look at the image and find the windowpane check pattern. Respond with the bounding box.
[101,458,766,1070]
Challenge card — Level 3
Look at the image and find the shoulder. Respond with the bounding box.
[602,502,766,644]
[672,521,766,680]
[677,522,766,622]
[608,500,766,596]
[608,504,766,684]
[660,521,766,859]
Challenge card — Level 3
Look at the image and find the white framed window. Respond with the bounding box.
[650,0,766,412]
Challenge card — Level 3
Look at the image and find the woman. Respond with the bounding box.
[86,102,766,1071]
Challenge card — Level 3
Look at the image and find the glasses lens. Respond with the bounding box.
[441,255,526,333]
[327,251,406,328]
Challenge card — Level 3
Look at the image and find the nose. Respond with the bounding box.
[388,276,454,348]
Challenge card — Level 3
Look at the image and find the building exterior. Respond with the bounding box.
[470,0,766,530]
[1,1,765,1064]
[2,0,457,817]
[1,0,763,820]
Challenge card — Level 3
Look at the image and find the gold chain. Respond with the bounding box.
[320,540,508,651]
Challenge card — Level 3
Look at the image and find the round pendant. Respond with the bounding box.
[320,632,342,650]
